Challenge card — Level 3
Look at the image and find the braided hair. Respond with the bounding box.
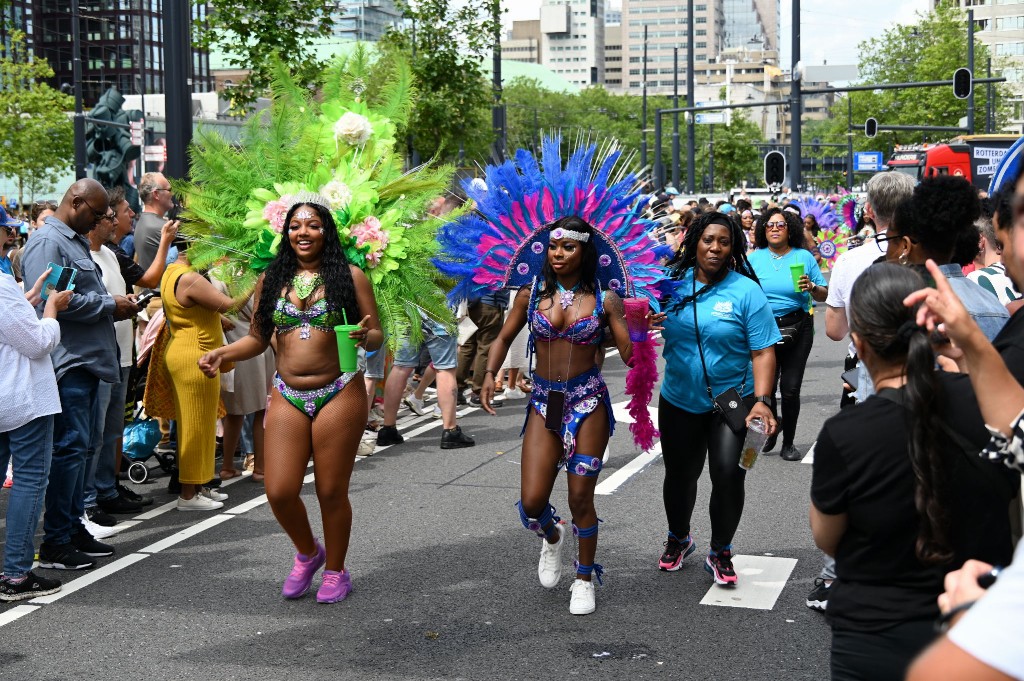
[850,263,952,565]
[252,202,360,343]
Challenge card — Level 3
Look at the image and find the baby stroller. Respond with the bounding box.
[121,311,175,484]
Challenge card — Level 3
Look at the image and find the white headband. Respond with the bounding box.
[550,227,590,243]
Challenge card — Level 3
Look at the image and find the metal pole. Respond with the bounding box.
[987,56,994,133]
[967,9,975,135]
[653,112,663,190]
[641,25,648,171]
[491,0,505,163]
[71,0,87,180]
[138,0,146,185]
[672,47,680,190]
[709,124,715,192]
[846,96,854,190]
[789,0,802,190]
[686,0,695,193]
[163,0,192,180]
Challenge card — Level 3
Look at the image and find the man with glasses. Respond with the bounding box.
[20,179,140,571]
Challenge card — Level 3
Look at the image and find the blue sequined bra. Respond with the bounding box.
[529,290,605,346]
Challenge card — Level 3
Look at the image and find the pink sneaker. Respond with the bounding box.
[316,569,352,603]
[3,476,12,489]
[281,541,325,599]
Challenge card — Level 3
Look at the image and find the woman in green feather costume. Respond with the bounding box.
[186,48,456,603]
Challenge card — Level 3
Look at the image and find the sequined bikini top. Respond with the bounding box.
[273,297,343,339]
[529,291,604,346]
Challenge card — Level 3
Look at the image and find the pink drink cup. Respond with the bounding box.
[623,297,650,343]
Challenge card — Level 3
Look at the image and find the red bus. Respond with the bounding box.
[886,135,1019,190]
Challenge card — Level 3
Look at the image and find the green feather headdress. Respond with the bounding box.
[176,45,456,347]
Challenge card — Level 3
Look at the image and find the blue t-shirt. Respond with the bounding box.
[0,256,11,276]
[747,247,827,317]
[661,268,782,413]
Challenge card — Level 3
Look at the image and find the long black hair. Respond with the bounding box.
[753,207,805,250]
[849,263,952,564]
[668,210,759,284]
[538,215,599,300]
[253,202,360,343]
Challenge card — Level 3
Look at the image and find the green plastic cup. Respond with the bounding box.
[334,324,361,373]
[789,263,805,293]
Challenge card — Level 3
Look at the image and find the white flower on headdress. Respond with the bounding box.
[334,112,373,146]
[320,180,353,211]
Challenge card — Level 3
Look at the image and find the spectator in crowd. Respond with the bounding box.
[657,211,779,585]
[21,178,139,571]
[200,196,383,604]
[811,263,1015,681]
[0,269,72,601]
[0,206,24,279]
[747,208,828,461]
[883,177,1008,341]
[457,287,509,407]
[968,189,1022,309]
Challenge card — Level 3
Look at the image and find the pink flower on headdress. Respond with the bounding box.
[350,216,389,267]
[264,197,291,234]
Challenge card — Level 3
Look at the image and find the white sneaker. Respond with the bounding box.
[370,406,385,422]
[431,405,442,419]
[537,523,566,589]
[569,578,596,615]
[404,395,429,416]
[424,387,437,396]
[177,495,224,511]
[503,387,527,400]
[200,487,228,502]
[357,439,376,457]
[81,515,119,539]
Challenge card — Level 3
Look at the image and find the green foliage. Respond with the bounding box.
[194,0,335,112]
[0,30,74,206]
[818,5,1010,153]
[379,0,501,164]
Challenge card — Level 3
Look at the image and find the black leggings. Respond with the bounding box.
[831,619,935,681]
[659,395,746,552]
[770,314,814,447]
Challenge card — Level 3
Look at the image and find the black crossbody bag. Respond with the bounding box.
[691,277,750,434]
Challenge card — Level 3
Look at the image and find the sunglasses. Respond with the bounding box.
[765,221,787,230]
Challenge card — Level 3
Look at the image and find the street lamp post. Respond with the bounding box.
[672,47,680,190]
[641,25,648,171]
[846,96,854,190]
[686,0,695,193]
[71,0,87,180]
[789,0,802,190]
[967,8,975,135]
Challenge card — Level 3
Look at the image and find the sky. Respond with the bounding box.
[504,0,932,69]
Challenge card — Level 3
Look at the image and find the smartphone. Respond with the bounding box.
[134,291,156,308]
[545,390,566,431]
[841,368,859,392]
[41,263,77,300]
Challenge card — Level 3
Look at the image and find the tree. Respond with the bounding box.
[379,0,501,164]
[818,5,1010,153]
[194,0,335,112]
[697,112,763,191]
[0,30,74,207]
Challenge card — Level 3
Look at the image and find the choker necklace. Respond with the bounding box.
[292,272,322,300]
[557,282,580,310]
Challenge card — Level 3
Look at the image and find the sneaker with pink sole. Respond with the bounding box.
[317,569,353,603]
[282,541,326,599]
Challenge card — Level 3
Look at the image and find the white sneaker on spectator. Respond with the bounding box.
[503,387,527,400]
[177,495,223,511]
[431,405,442,419]
[424,387,437,396]
[200,487,228,502]
[357,439,376,457]
[404,395,429,416]
[81,515,119,540]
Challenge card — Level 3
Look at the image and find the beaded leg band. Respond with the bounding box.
[517,500,560,540]
[574,561,604,585]
[567,452,603,478]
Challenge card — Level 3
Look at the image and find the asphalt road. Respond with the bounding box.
[0,309,849,680]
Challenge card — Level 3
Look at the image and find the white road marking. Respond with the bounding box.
[136,515,235,555]
[596,443,662,496]
[802,441,816,465]
[699,555,799,610]
[224,494,269,515]
[0,604,41,625]
[29,553,151,605]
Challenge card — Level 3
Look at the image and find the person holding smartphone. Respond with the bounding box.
[656,211,779,585]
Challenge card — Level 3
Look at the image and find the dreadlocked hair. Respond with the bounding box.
[667,210,759,285]
[849,263,952,565]
[538,215,599,299]
[253,202,360,343]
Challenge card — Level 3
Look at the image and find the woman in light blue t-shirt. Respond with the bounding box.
[656,211,780,588]
[747,208,828,461]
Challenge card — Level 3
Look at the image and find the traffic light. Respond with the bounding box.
[865,117,878,138]
[764,151,785,186]
[953,68,972,99]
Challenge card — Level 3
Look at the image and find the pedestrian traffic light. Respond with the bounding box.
[953,68,972,99]
[764,151,785,187]
[865,118,878,138]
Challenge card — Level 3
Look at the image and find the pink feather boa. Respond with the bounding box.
[625,334,660,452]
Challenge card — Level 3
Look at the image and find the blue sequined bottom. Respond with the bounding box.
[522,365,614,470]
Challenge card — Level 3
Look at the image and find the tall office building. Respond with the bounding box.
[605,23,623,90]
[539,0,606,88]
[328,0,402,43]
[723,0,777,52]
[2,1,213,108]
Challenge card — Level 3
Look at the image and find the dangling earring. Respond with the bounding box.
[898,251,909,265]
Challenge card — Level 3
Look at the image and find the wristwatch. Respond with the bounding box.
[754,395,771,405]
